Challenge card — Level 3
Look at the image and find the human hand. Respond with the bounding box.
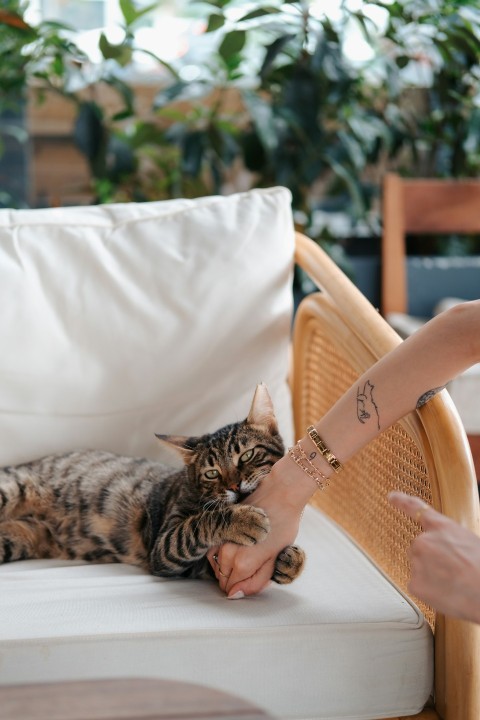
[207,488,301,598]
[208,454,315,598]
[388,491,480,624]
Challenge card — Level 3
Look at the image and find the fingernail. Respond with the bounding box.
[227,591,245,600]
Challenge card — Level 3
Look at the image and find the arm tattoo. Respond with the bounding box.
[416,386,445,409]
[356,380,380,430]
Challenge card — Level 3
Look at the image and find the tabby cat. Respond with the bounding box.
[0,384,305,584]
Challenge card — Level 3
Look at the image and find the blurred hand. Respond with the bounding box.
[389,491,480,624]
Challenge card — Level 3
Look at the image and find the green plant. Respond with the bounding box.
[2,0,479,235]
[372,0,480,178]
[151,0,480,237]
[0,0,180,204]
[0,1,87,109]
[154,0,407,233]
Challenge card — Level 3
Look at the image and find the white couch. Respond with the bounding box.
[0,187,460,719]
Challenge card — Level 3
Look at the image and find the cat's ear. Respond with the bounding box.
[155,434,196,465]
[247,383,279,433]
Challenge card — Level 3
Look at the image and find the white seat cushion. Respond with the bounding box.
[0,187,294,466]
[0,505,433,720]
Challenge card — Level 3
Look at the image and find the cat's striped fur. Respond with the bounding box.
[0,385,305,583]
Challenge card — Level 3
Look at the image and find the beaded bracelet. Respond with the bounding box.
[306,425,343,474]
[288,441,329,491]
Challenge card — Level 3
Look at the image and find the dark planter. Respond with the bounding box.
[0,94,30,208]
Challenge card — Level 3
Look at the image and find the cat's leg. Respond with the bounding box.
[0,519,57,563]
[149,504,270,577]
[0,468,46,520]
[0,471,29,518]
[272,545,306,584]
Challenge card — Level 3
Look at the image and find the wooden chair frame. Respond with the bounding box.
[293,231,480,720]
[381,172,480,316]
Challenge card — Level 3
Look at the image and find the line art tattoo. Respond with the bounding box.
[416,386,446,409]
[356,380,380,430]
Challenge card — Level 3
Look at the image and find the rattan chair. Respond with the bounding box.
[293,231,480,720]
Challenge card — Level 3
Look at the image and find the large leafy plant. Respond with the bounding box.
[2,0,479,234]
[373,0,480,178]
[153,0,479,236]
[0,0,86,205]
[0,0,180,203]
[154,0,408,233]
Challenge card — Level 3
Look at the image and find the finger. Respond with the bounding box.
[388,491,445,529]
[224,553,274,595]
[207,546,230,588]
[227,560,274,599]
[214,545,238,592]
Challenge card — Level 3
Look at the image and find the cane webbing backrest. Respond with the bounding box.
[293,290,434,625]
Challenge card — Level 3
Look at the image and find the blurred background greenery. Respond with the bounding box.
[1,0,479,251]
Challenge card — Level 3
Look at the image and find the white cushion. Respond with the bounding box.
[0,505,433,720]
[0,187,294,465]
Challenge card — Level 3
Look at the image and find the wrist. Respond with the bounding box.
[267,452,320,513]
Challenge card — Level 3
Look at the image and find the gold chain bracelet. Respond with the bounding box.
[288,442,329,491]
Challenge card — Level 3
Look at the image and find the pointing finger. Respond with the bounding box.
[388,491,445,529]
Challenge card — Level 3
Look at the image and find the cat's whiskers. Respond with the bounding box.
[241,467,270,495]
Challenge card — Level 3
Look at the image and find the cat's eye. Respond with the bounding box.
[204,469,220,479]
[239,448,255,463]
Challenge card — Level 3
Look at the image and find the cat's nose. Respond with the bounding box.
[228,481,240,492]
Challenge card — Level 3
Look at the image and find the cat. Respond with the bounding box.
[0,384,305,584]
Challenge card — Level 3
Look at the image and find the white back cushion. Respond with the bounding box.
[0,187,294,465]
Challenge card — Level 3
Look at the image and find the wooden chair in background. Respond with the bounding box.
[381,173,480,476]
[381,173,480,317]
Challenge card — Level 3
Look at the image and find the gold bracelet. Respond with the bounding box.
[288,442,329,491]
[306,425,343,473]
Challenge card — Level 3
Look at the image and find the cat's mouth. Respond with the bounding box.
[223,488,252,504]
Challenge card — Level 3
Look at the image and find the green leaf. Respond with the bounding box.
[324,155,365,219]
[242,90,278,154]
[338,130,366,171]
[219,30,246,62]
[206,13,225,32]
[119,0,158,28]
[134,47,180,80]
[52,55,64,77]
[119,0,136,26]
[260,34,296,78]
[239,7,280,21]
[395,54,410,69]
[154,81,212,109]
[112,109,134,122]
[99,33,133,66]
[182,131,205,176]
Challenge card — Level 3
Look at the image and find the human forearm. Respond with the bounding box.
[302,300,480,467]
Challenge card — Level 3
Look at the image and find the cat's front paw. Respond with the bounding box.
[272,545,306,584]
[224,505,270,546]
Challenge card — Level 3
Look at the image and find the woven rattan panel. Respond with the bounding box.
[303,324,435,627]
